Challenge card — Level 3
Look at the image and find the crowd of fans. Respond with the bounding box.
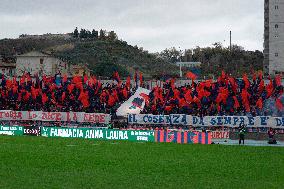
[144,71,283,117]
[0,73,133,114]
[0,71,283,117]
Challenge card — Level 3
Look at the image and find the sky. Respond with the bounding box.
[0,0,264,53]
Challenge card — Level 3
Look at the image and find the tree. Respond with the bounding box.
[91,29,98,39]
[79,28,86,38]
[158,43,263,78]
[99,29,106,40]
[159,47,180,63]
[73,27,79,38]
[86,30,92,38]
[108,31,118,41]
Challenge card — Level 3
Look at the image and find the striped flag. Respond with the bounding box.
[155,131,211,144]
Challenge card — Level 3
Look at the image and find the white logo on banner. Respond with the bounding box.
[116,87,151,117]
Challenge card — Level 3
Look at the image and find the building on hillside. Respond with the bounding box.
[19,33,72,40]
[175,61,201,77]
[0,56,16,76]
[264,0,284,76]
[16,51,69,76]
[175,61,201,68]
[70,64,91,76]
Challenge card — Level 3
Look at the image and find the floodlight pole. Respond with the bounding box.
[179,63,182,78]
[230,31,232,51]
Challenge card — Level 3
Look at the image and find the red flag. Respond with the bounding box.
[258,71,263,79]
[126,76,131,89]
[233,96,240,109]
[12,76,17,85]
[228,77,237,93]
[203,80,212,88]
[12,85,18,94]
[165,106,172,112]
[258,80,264,94]
[173,89,180,99]
[92,76,97,85]
[170,78,175,90]
[31,86,37,99]
[84,75,88,84]
[88,77,94,86]
[24,91,31,101]
[122,88,128,99]
[113,71,121,85]
[221,70,226,79]
[26,74,31,82]
[178,98,187,108]
[275,75,282,86]
[62,92,66,102]
[67,84,75,94]
[63,74,67,83]
[95,81,102,94]
[241,89,251,112]
[100,91,108,103]
[82,99,90,108]
[134,71,138,82]
[266,77,274,98]
[243,74,250,89]
[276,98,283,110]
[107,95,116,107]
[42,93,48,104]
[216,87,229,104]
[20,75,26,85]
[252,72,257,81]
[6,79,12,88]
[256,98,263,109]
[79,90,89,108]
[184,90,193,102]
[193,96,201,108]
[244,103,250,112]
[140,93,150,106]
[112,89,119,101]
[186,72,197,80]
[139,72,143,86]
[72,75,81,84]
[241,89,250,103]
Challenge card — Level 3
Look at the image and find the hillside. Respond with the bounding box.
[0,35,179,78]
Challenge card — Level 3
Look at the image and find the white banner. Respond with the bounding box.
[116,87,151,117]
[0,110,111,124]
[128,114,284,128]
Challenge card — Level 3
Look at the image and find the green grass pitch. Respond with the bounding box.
[0,135,283,189]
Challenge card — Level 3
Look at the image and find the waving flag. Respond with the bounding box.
[116,87,151,116]
[186,72,197,80]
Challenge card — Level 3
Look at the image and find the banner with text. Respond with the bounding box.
[41,127,155,142]
[0,110,110,123]
[128,114,284,128]
[23,126,41,136]
[0,126,23,136]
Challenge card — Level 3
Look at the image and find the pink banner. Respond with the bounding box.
[0,110,110,124]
